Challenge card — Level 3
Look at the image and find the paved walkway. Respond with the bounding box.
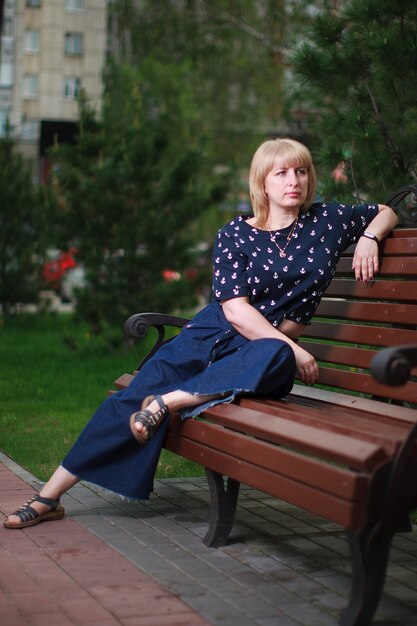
[1,452,417,626]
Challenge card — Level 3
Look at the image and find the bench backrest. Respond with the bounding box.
[299,228,417,406]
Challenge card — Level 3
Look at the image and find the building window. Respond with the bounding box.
[21,119,38,140]
[26,0,41,7]
[23,74,38,97]
[0,111,10,136]
[2,16,14,38]
[65,0,85,11]
[24,30,40,53]
[0,60,13,86]
[63,77,81,99]
[64,32,83,56]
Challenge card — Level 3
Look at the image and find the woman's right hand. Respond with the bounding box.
[293,345,319,385]
[221,297,319,384]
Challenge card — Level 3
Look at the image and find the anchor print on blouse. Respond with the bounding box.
[213,206,371,326]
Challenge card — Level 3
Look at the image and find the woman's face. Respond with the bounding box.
[264,161,309,212]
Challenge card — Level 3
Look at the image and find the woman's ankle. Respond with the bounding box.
[163,391,222,412]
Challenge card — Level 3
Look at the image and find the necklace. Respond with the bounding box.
[269,217,298,258]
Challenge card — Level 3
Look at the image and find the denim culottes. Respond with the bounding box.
[62,302,297,499]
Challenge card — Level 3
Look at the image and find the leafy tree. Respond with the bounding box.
[108,0,344,207]
[0,137,49,315]
[50,59,228,332]
[289,0,417,201]
[109,0,290,163]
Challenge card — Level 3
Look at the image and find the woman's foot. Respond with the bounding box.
[129,390,226,444]
[4,494,65,529]
[130,395,169,443]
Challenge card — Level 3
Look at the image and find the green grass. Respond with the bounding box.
[0,313,204,482]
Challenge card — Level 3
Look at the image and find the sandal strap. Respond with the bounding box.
[33,494,60,508]
[13,505,39,524]
[11,494,60,524]
[153,395,166,411]
[134,410,154,428]
[135,406,166,429]
[133,397,169,439]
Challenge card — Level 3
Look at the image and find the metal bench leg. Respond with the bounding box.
[340,525,393,626]
[340,444,417,626]
[339,460,393,626]
[203,468,240,548]
[335,513,413,626]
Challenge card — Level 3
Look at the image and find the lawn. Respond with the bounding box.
[0,312,204,483]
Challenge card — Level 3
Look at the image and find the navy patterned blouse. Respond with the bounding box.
[212,202,379,326]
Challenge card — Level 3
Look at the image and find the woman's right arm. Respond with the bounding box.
[221,296,319,385]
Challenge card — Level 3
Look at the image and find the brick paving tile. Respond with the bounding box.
[0,610,29,626]
[29,613,82,626]
[120,615,212,626]
[3,451,417,626]
[59,596,121,625]
[0,592,30,626]
[0,461,212,626]
[10,589,71,617]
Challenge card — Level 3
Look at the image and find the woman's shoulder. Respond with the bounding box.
[307,201,349,214]
[301,202,354,225]
[302,202,379,235]
[217,215,252,237]
[307,200,378,215]
[299,202,346,226]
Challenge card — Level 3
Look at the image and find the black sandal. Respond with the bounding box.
[4,494,65,529]
[130,395,169,444]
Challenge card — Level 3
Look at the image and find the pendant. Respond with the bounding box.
[279,251,286,258]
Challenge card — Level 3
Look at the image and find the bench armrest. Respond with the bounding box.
[384,183,417,226]
[124,312,191,372]
[124,312,190,339]
[371,345,417,386]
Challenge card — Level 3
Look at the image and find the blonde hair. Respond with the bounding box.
[249,138,317,228]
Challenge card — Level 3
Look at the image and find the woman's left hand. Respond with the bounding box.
[293,345,319,385]
[352,237,379,283]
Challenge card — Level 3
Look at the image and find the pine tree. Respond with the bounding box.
[289,0,417,201]
[0,137,48,315]
[50,61,228,332]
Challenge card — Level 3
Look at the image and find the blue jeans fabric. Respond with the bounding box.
[62,303,296,499]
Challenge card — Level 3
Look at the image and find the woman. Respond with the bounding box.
[4,138,398,528]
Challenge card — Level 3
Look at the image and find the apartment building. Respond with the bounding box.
[0,0,107,181]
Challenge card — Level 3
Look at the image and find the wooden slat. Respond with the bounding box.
[315,366,417,403]
[114,373,135,389]
[299,342,417,377]
[303,321,417,346]
[390,228,417,239]
[379,237,417,254]
[289,384,417,423]
[168,416,368,502]
[315,299,417,325]
[300,341,376,368]
[165,432,368,529]
[344,236,417,255]
[324,279,417,302]
[336,256,417,275]
[202,403,388,471]
[239,397,408,453]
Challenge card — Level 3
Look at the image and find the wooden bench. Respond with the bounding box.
[113,186,417,626]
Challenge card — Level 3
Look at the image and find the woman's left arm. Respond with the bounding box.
[352,204,398,282]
